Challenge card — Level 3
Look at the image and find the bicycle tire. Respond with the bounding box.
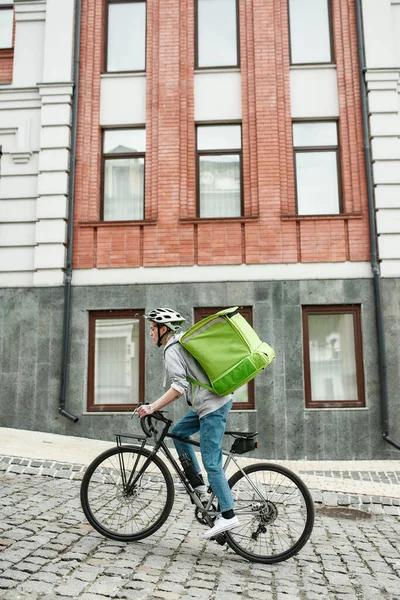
[225,463,315,564]
[80,445,174,542]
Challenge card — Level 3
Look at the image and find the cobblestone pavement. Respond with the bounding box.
[298,470,400,487]
[1,457,399,600]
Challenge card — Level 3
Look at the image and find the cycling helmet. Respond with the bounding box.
[144,308,186,346]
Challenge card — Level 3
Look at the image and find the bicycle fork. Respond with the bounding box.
[115,437,155,495]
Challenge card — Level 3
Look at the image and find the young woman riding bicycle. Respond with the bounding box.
[137,307,240,539]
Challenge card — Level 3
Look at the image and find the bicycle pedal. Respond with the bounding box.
[212,533,227,546]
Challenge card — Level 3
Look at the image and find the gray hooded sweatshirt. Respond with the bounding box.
[163,333,232,419]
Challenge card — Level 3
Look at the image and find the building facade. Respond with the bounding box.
[1,0,399,459]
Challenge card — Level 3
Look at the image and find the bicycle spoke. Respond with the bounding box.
[81,446,174,541]
[226,463,314,564]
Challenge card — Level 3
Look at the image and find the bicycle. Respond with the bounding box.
[80,410,315,564]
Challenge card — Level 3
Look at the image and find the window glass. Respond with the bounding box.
[289,0,331,64]
[197,0,238,68]
[0,8,13,49]
[308,313,358,402]
[293,121,340,215]
[293,122,337,148]
[103,128,145,221]
[104,129,146,154]
[107,1,146,72]
[302,306,365,409]
[197,125,241,151]
[104,157,144,220]
[92,316,142,408]
[295,151,339,215]
[199,155,240,218]
[197,124,242,218]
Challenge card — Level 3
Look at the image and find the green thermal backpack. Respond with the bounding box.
[179,307,275,396]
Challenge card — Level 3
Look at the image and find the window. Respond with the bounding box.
[88,310,145,411]
[194,307,254,410]
[196,0,239,68]
[0,6,13,49]
[288,0,333,64]
[102,128,145,221]
[293,121,341,215]
[105,0,146,72]
[197,124,242,218]
[302,306,365,409]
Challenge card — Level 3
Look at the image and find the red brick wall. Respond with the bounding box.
[0,8,15,84]
[0,48,13,83]
[73,0,370,269]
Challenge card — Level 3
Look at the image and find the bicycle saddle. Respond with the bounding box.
[224,431,258,438]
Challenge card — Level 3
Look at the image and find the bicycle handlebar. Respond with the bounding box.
[138,406,172,438]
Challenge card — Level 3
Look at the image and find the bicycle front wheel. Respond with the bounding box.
[80,445,174,542]
[225,463,314,564]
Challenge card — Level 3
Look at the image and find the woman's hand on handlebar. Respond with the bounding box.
[137,403,155,419]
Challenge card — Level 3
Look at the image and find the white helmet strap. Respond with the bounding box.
[155,322,171,347]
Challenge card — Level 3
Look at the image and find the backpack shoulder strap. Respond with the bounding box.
[165,340,214,393]
[186,376,214,393]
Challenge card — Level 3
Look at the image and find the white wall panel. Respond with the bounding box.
[290,67,339,117]
[0,110,41,152]
[372,137,400,160]
[0,176,38,199]
[375,185,400,208]
[0,223,36,246]
[13,21,45,87]
[33,269,64,286]
[42,0,74,83]
[373,161,400,184]
[38,172,68,195]
[194,71,242,121]
[0,272,34,287]
[34,244,65,269]
[368,90,399,113]
[0,153,39,176]
[36,196,68,219]
[0,199,37,222]
[38,149,69,172]
[393,2,400,64]
[72,262,372,286]
[362,0,397,67]
[0,247,34,271]
[370,114,400,136]
[376,209,400,233]
[378,234,400,258]
[40,126,70,149]
[380,259,400,277]
[41,104,71,127]
[100,75,146,125]
[35,219,67,244]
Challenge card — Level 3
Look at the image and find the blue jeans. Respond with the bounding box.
[171,400,234,512]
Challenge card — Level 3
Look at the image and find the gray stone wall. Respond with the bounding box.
[1,279,399,459]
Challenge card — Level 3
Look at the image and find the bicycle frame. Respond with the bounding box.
[81,410,315,564]
[115,413,267,520]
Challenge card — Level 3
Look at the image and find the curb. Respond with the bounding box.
[2,455,400,517]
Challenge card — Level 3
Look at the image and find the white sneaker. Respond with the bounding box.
[194,484,208,495]
[203,515,240,539]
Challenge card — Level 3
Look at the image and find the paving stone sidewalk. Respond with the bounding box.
[0,465,399,600]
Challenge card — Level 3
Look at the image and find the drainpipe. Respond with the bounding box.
[58,0,82,423]
[355,0,399,450]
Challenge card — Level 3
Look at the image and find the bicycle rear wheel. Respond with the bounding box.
[225,463,314,564]
[80,445,174,542]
